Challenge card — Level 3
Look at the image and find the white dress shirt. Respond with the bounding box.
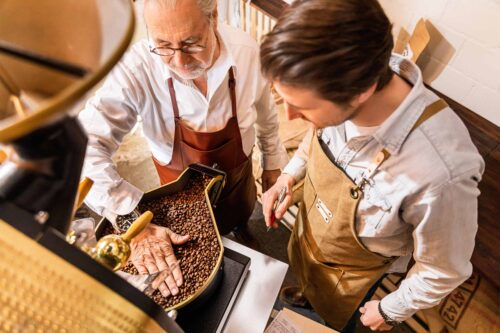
[283,54,485,321]
[78,23,288,219]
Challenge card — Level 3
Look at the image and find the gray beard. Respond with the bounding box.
[170,65,207,80]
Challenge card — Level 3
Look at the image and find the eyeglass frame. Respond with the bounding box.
[147,13,215,57]
[149,42,207,57]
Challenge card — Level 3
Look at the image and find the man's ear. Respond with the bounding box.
[211,7,218,30]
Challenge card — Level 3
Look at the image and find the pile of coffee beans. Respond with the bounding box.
[104,174,221,309]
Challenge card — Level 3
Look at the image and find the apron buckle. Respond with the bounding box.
[351,177,370,199]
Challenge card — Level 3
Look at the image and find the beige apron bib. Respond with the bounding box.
[288,99,448,331]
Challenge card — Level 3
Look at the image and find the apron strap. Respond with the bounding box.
[351,99,448,198]
[167,78,180,119]
[228,67,237,118]
[410,98,448,133]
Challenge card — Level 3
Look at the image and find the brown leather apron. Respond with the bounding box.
[153,68,256,234]
[288,99,448,331]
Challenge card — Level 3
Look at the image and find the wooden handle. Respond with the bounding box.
[122,211,153,243]
[74,177,94,212]
[0,149,7,164]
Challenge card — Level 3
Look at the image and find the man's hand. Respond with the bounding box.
[261,169,281,192]
[130,224,189,297]
[360,300,393,331]
[262,173,296,229]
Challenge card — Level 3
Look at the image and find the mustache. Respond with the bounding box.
[170,61,203,71]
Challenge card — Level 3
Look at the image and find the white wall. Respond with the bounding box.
[379,0,500,126]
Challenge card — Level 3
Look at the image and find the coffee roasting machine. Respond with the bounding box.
[0,0,183,331]
[0,1,254,332]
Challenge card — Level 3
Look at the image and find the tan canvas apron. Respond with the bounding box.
[153,68,256,234]
[288,99,448,331]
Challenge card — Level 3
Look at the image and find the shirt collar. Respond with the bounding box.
[371,53,429,155]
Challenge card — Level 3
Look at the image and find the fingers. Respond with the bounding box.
[161,241,184,288]
[143,245,159,274]
[262,188,279,227]
[359,306,366,314]
[130,244,149,275]
[263,174,296,228]
[132,238,160,275]
[128,225,189,298]
[160,271,179,297]
[158,281,171,298]
[133,260,149,275]
[274,193,292,220]
[130,235,181,298]
[167,230,190,245]
[150,240,179,297]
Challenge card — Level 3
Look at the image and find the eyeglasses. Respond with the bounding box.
[148,15,213,57]
[149,43,206,57]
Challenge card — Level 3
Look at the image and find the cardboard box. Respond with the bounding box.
[265,308,338,333]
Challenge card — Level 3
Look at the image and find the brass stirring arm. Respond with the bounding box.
[121,211,153,243]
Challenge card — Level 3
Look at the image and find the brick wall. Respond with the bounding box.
[379,0,500,126]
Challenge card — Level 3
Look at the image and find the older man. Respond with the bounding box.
[79,0,287,298]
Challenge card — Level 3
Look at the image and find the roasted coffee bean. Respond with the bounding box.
[103,174,221,309]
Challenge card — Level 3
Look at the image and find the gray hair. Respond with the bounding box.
[144,0,217,17]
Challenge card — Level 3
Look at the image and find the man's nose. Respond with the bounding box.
[171,50,189,67]
[284,102,302,120]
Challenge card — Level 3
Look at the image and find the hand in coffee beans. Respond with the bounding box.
[130,224,190,297]
[104,174,221,309]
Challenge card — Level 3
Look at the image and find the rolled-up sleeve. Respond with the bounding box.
[282,128,313,181]
[253,76,288,170]
[78,58,144,220]
[381,171,482,321]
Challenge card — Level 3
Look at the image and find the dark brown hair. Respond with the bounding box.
[260,0,394,104]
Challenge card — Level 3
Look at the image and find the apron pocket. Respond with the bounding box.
[180,138,238,171]
[301,233,344,294]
